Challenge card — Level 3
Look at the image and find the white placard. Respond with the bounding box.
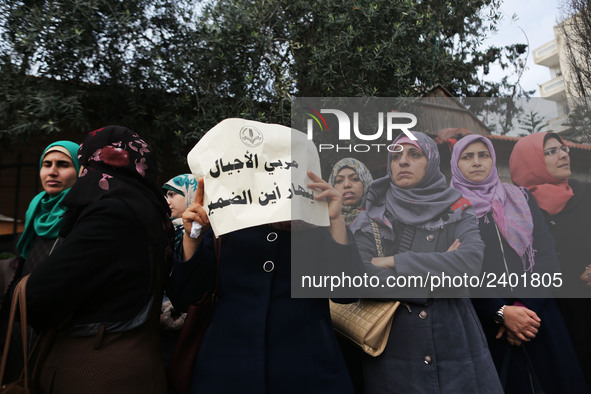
[187,118,329,236]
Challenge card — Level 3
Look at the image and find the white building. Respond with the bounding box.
[532,18,579,133]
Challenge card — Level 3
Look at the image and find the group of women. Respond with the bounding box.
[451,134,588,393]
[2,126,173,392]
[327,131,590,394]
[1,124,589,394]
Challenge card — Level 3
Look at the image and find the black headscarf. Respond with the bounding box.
[61,126,171,246]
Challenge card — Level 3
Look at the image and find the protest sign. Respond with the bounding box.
[187,118,329,236]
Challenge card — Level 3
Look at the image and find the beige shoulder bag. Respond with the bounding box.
[329,220,400,357]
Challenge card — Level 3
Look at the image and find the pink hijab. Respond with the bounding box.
[509,132,573,216]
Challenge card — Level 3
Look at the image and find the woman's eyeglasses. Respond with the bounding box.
[543,145,570,156]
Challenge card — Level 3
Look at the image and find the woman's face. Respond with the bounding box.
[333,167,364,206]
[457,141,493,183]
[39,151,78,195]
[390,143,428,188]
[166,190,187,219]
[544,137,571,181]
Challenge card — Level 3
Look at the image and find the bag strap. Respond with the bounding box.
[0,274,31,390]
[369,219,416,257]
[369,220,384,257]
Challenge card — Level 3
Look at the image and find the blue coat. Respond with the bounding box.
[170,225,357,394]
[471,191,589,394]
[353,205,503,394]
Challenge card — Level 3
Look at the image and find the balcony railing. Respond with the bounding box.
[533,39,559,67]
[540,76,566,100]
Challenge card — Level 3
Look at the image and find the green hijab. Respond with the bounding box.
[17,141,80,258]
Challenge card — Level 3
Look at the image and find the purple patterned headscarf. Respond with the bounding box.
[77,125,159,188]
[450,134,535,271]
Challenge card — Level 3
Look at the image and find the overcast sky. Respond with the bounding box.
[482,0,564,97]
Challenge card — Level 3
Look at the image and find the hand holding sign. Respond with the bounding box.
[306,171,343,221]
[307,170,348,245]
[181,178,211,261]
[187,119,329,236]
[182,178,210,237]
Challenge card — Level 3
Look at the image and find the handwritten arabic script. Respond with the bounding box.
[209,153,299,178]
[187,118,329,236]
[207,182,315,215]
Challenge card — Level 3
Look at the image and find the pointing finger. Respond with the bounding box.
[195,177,205,205]
[307,170,321,183]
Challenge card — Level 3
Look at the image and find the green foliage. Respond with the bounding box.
[557,0,591,143]
[0,0,200,174]
[0,0,530,168]
[519,110,549,135]
[191,0,530,97]
[559,0,591,98]
[560,99,591,144]
[475,97,524,135]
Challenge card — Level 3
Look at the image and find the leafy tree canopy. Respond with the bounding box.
[0,0,530,170]
[558,0,591,143]
[519,110,549,135]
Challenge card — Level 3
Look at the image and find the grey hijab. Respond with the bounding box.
[351,132,461,233]
[328,157,374,227]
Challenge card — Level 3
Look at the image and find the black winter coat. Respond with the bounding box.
[25,198,168,393]
[472,191,588,394]
[542,179,591,388]
[170,225,358,394]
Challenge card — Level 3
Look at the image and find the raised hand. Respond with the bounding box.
[182,178,210,235]
[307,170,348,245]
[181,178,210,260]
[307,170,343,221]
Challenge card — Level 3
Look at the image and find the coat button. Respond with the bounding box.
[426,234,434,242]
[419,310,428,319]
[263,261,275,272]
[424,355,432,365]
[267,232,278,242]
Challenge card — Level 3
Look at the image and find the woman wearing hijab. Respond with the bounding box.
[510,132,591,388]
[328,157,373,393]
[350,132,501,394]
[329,158,374,227]
[0,140,79,382]
[160,174,197,361]
[163,174,198,242]
[24,126,172,393]
[451,134,587,394]
[16,140,80,276]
